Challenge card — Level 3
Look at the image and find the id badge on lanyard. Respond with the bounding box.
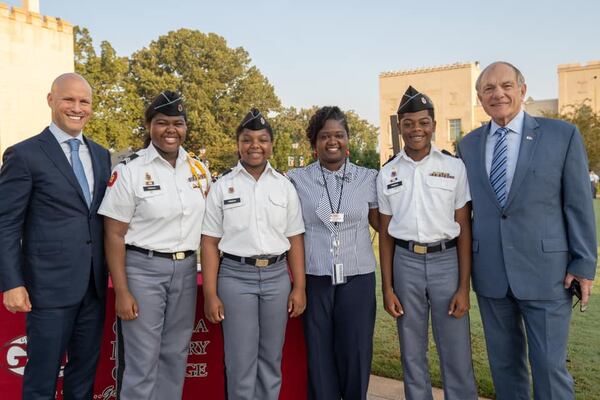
[320,160,348,285]
[329,213,344,223]
[331,234,346,285]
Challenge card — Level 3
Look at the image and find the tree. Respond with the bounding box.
[544,101,600,171]
[73,28,380,171]
[270,107,313,171]
[128,29,281,172]
[74,26,143,150]
[345,110,380,170]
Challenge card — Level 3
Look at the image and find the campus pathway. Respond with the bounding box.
[367,374,491,400]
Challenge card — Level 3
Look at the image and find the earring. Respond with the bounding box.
[345,149,350,157]
[313,150,318,158]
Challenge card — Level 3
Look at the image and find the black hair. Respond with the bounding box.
[397,108,435,121]
[306,106,350,148]
[235,120,274,140]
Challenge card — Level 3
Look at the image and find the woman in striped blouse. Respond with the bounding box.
[286,106,379,400]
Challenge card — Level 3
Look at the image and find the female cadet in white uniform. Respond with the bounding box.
[286,106,379,400]
[99,92,210,400]
[377,86,478,400]
[201,108,306,400]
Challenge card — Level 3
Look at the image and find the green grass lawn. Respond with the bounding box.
[371,201,600,399]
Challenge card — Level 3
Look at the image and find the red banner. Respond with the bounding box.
[0,275,307,399]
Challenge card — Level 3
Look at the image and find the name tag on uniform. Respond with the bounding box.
[143,185,161,191]
[224,198,241,205]
[387,181,402,189]
[329,213,344,223]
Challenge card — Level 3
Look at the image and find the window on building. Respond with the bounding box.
[448,119,462,142]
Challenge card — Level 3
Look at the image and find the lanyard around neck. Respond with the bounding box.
[319,158,347,225]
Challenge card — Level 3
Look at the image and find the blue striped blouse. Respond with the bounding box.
[287,161,378,276]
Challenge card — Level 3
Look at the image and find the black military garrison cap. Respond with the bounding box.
[397,86,434,115]
[240,108,270,131]
[148,91,186,119]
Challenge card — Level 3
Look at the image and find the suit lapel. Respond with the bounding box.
[505,113,540,208]
[37,128,89,209]
[476,123,503,210]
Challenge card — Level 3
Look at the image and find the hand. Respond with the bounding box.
[448,288,470,318]
[288,287,306,318]
[3,286,32,313]
[204,294,225,324]
[115,290,138,320]
[383,289,404,318]
[565,273,594,311]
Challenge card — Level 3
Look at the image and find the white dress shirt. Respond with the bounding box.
[202,161,305,257]
[485,110,525,195]
[49,122,95,199]
[378,146,471,243]
[98,143,210,252]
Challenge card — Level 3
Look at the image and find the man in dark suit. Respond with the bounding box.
[458,61,596,399]
[0,73,111,399]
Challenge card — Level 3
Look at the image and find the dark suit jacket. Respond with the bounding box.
[458,113,597,300]
[0,128,111,308]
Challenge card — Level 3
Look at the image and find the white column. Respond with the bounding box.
[22,0,40,13]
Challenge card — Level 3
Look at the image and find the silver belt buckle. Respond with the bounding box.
[255,258,269,268]
[173,252,186,260]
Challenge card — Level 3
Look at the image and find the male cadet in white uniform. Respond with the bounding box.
[378,86,478,400]
[99,92,210,399]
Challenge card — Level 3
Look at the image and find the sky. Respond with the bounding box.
[8,0,600,125]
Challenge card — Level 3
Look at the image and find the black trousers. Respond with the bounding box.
[304,272,376,400]
[23,278,105,400]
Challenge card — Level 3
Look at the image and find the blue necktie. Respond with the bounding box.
[68,139,92,208]
[490,127,509,207]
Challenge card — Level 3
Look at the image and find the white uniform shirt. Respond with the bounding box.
[49,122,95,199]
[98,143,210,252]
[202,161,305,257]
[377,146,471,243]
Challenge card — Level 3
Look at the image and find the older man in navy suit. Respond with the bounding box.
[458,62,597,400]
[0,73,111,399]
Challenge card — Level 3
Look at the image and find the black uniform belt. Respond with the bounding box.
[126,245,195,260]
[222,252,287,268]
[394,238,457,255]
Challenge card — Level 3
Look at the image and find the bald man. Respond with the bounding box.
[0,73,112,399]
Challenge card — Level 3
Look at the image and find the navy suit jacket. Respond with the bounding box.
[458,113,597,300]
[0,128,111,308]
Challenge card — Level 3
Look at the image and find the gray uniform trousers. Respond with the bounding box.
[392,244,478,400]
[116,250,197,400]
[218,257,291,400]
